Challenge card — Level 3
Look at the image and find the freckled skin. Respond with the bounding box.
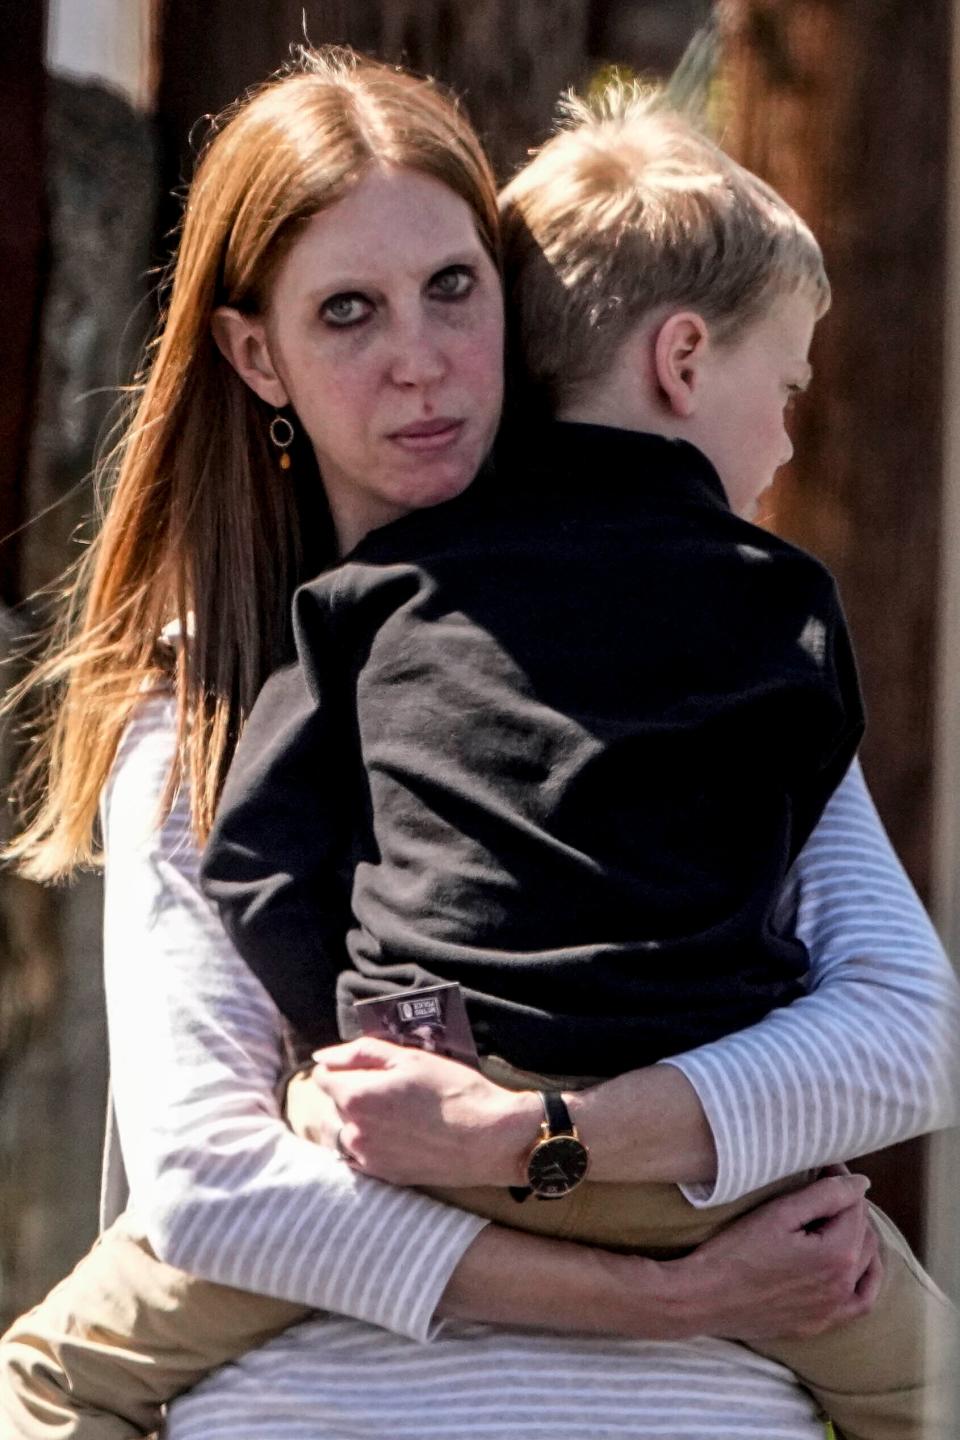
[263,168,505,553]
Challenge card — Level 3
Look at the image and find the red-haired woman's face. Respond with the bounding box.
[215,166,504,556]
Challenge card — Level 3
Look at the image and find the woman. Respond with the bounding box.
[3,47,954,1440]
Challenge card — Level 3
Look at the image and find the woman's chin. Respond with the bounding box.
[398,458,480,512]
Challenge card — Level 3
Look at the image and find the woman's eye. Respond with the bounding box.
[429,266,476,301]
[321,293,372,327]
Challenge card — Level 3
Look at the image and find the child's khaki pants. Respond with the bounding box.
[1,1059,955,1440]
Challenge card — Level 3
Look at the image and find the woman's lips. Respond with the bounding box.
[388,418,464,454]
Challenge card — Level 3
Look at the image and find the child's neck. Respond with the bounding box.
[556,392,677,443]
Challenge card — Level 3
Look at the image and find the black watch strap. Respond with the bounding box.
[539,1090,574,1135]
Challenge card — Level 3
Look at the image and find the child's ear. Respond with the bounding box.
[653,311,710,418]
[211,307,290,408]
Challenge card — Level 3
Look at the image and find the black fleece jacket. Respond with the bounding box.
[200,422,864,1076]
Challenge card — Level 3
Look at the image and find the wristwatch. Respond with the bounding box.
[510,1091,590,1202]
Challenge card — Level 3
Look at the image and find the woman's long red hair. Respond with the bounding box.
[5,47,499,881]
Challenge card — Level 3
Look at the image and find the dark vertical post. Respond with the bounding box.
[721,0,954,1249]
[0,3,47,605]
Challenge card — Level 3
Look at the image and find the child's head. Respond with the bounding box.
[501,84,829,517]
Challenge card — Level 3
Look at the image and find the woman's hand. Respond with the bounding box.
[288,1038,541,1187]
[438,1169,882,1343]
[291,1053,881,1343]
[662,1169,882,1341]
[289,1038,721,1189]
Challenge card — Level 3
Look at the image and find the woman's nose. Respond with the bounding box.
[388,315,448,388]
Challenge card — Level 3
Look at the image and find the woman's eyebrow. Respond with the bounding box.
[424,246,486,270]
[307,249,486,300]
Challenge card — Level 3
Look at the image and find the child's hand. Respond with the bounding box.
[304,1037,542,1188]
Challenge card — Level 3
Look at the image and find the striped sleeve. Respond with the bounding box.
[102,693,488,1344]
[665,758,960,1206]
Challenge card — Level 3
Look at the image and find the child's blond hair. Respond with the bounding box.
[501,82,829,412]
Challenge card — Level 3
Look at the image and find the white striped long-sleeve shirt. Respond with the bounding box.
[105,695,487,1344]
[104,693,957,1358]
[669,757,958,1204]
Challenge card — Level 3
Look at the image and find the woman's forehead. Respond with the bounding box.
[279,167,485,290]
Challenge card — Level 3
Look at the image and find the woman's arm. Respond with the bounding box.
[305,761,959,1201]
[298,1034,714,1189]
[436,1169,880,1341]
[103,693,487,1345]
[568,758,957,1201]
[102,694,879,1353]
[664,757,959,1204]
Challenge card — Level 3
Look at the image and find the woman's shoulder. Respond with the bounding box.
[103,686,181,837]
[114,686,177,767]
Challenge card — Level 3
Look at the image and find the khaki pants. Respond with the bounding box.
[1,1060,955,1440]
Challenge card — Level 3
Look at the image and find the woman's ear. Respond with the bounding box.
[211,307,290,408]
[653,311,710,418]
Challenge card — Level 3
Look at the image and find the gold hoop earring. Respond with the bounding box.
[269,414,294,471]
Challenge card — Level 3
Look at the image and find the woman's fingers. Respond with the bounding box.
[674,1174,883,1342]
[774,1172,871,1234]
[311,1037,398,1071]
[854,1240,884,1306]
[825,1214,884,1327]
[306,1043,540,1187]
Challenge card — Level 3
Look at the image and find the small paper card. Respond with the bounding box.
[353,982,480,1070]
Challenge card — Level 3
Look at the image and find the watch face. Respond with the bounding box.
[527,1136,589,1197]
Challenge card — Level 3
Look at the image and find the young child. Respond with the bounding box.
[1,88,951,1440]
